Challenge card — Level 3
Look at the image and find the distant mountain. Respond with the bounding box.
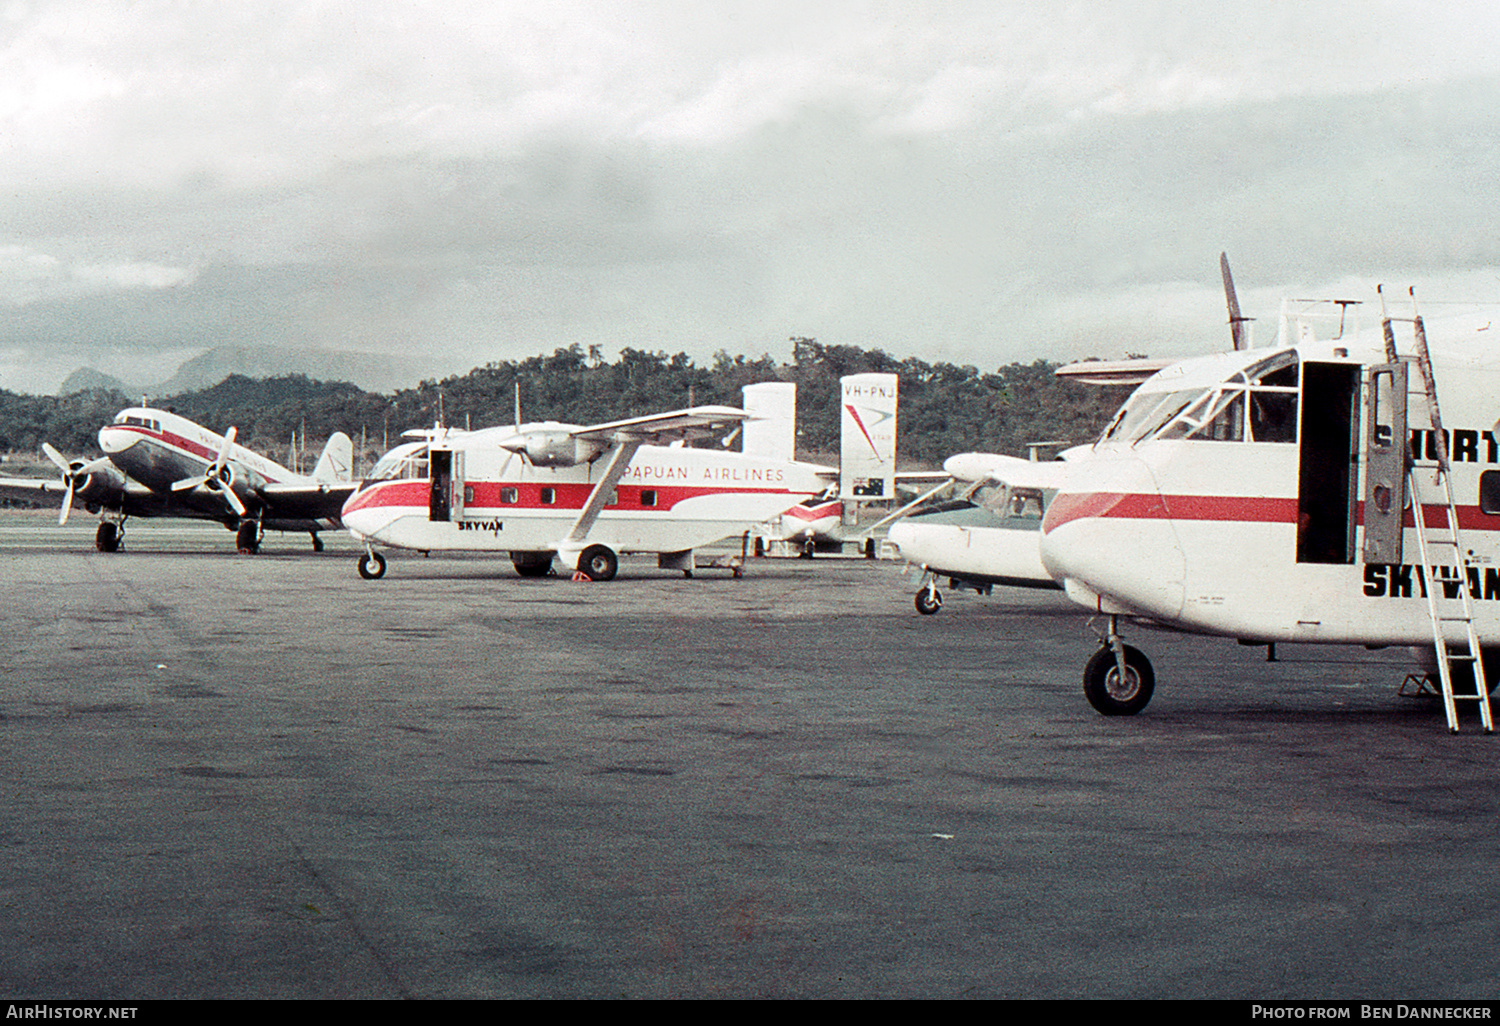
[58,345,439,398]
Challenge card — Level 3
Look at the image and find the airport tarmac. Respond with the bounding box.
[1,512,1498,1000]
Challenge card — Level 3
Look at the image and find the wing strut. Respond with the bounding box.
[559,435,645,548]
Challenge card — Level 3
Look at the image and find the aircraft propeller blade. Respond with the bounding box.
[42,442,78,525]
[1221,252,1251,351]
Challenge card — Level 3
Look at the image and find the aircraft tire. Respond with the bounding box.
[1082,644,1155,716]
[578,545,618,582]
[513,553,553,578]
[357,551,387,580]
[915,588,942,615]
[236,522,260,554]
[95,522,120,553]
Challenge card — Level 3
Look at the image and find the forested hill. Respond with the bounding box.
[0,339,1127,469]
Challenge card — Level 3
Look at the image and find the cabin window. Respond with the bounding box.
[540,487,556,504]
[641,490,657,507]
[500,487,518,503]
[1480,471,1500,515]
[463,486,475,503]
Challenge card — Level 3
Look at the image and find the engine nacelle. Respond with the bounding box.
[219,462,267,508]
[502,430,605,467]
[72,458,128,511]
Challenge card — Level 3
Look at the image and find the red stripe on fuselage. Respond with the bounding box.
[1042,491,1500,534]
[344,478,799,514]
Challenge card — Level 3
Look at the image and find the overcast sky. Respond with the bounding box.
[3,0,1500,394]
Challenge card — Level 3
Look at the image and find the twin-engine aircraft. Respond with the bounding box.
[1034,290,1500,730]
[341,404,833,581]
[0,407,355,553]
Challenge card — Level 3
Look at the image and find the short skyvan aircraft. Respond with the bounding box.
[1037,288,1500,732]
[0,407,355,553]
[341,404,833,581]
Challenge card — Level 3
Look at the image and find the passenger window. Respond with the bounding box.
[500,487,518,503]
[1480,471,1500,515]
[641,490,657,507]
[540,487,556,504]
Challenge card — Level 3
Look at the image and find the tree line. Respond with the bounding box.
[0,340,1127,471]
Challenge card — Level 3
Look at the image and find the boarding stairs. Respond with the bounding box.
[1383,288,1493,733]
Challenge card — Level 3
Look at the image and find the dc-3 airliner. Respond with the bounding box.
[0,407,355,553]
[341,404,833,581]
[1018,287,1500,732]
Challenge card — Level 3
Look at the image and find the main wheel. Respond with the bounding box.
[577,545,618,582]
[512,553,553,578]
[95,522,120,553]
[1082,644,1155,716]
[236,522,260,554]
[357,551,387,580]
[915,587,942,615]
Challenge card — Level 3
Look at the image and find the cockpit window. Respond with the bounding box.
[369,444,429,480]
[1102,348,1300,445]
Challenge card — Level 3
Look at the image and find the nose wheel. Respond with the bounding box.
[1082,617,1155,715]
[357,550,387,579]
[914,573,942,614]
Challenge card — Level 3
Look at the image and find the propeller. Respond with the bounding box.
[41,442,82,525]
[171,426,247,516]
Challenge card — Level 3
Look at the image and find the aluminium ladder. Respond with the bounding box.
[1382,287,1493,733]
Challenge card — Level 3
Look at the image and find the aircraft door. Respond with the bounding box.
[428,449,464,522]
[1297,361,1361,564]
[1362,361,1408,564]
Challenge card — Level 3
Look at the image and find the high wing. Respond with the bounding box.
[571,405,751,444]
[1053,357,1177,385]
[941,452,1076,490]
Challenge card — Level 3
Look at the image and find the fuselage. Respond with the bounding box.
[1039,310,1500,647]
[887,489,1058,589]
[342,423,828,554]
[97,407,337,529]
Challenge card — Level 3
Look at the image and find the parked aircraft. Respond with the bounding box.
[1038,288,1500,731]
[888,451,1072,613]
[0,406,355,553]
[761,372,947,555]
[890,253,1255,612]
[341,404,834,580]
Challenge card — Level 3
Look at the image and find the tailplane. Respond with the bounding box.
[313,432,354,483]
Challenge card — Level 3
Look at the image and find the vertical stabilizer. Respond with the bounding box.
[741,382,797,462]
[313,432,354,483]
[840,372,898,499]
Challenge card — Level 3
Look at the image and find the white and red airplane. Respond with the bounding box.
[1034,288,1500,730]
[887,450,1072,613]
[761,372,948,555]
[341,404,834,581]
[0,406,355,553]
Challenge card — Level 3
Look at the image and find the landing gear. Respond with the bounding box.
[235,520,261,555]
[915,577,942,615]
[512,552,554,578]
[1082,620,1155,716]
[799,538,815,559]
[95,520,122,553]
[310,533,324,552]
[357,550,387,579]
[577,544,618,582]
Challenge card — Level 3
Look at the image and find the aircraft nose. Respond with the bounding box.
[1039,469,1185,621]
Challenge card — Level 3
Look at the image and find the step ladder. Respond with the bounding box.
[1382,287,1493,733]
